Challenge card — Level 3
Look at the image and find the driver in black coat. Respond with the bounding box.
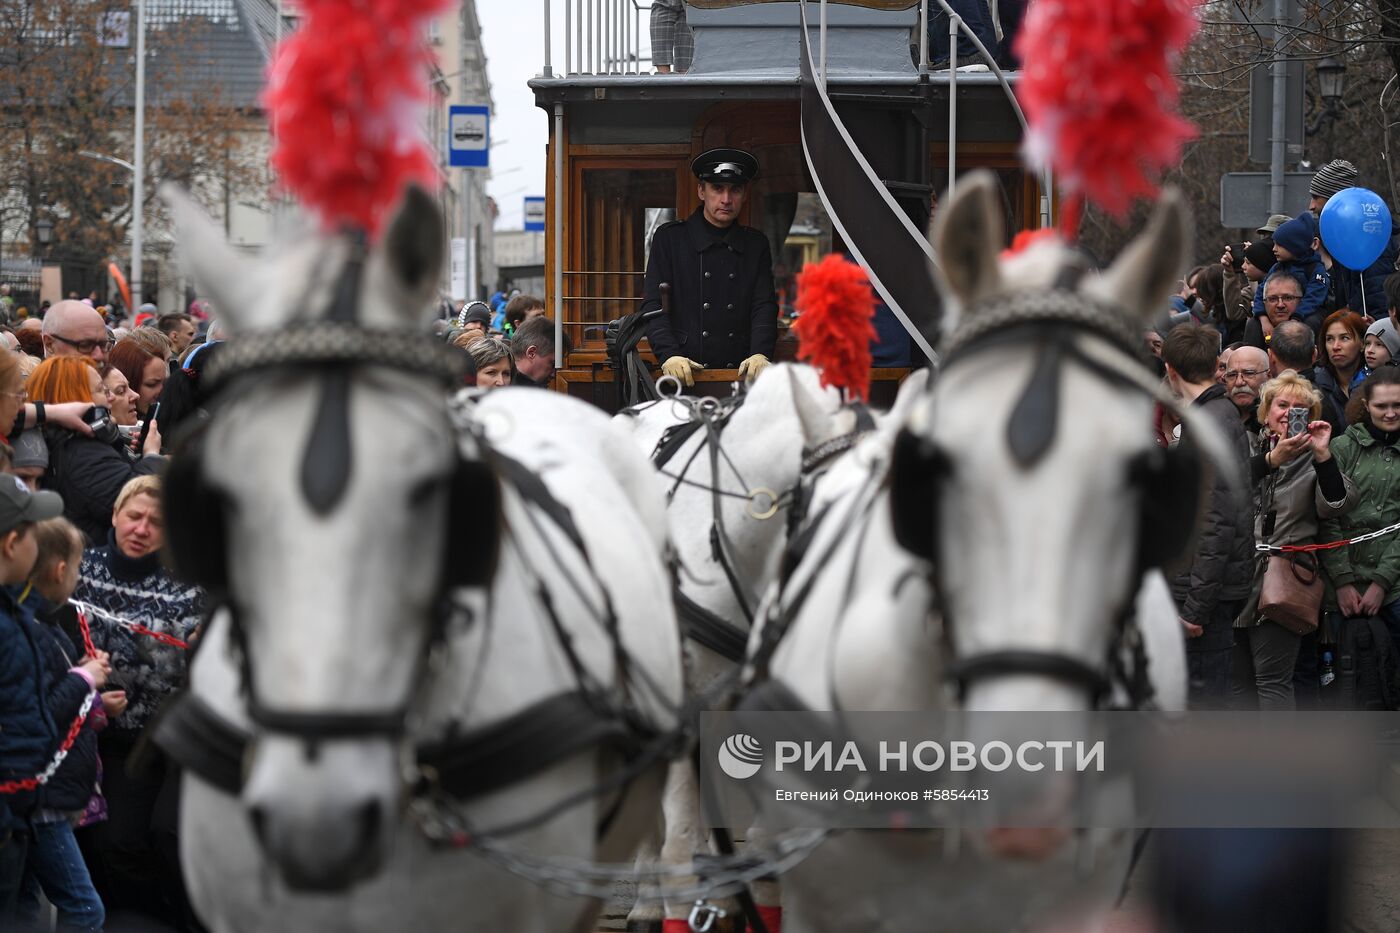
[641,148,779,386]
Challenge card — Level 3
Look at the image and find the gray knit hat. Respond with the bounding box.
[1310,160,1359,202]
[11,430,48,471]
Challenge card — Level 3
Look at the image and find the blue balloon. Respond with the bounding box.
[1318,186,1393,270]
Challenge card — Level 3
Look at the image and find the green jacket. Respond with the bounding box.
[1318,423,1400,603]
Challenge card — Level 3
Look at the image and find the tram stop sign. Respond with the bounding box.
[449,105,489,168]
[523,197,546,232]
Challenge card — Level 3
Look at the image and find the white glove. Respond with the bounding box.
[661,356,705,387]
[737,354,771,383]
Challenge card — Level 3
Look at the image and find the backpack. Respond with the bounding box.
[1333,616,1400,711]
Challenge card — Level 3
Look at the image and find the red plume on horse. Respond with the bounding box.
[262,0,453,238]
[793,254,878,402]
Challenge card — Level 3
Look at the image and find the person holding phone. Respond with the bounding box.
[1236,372,1355,709]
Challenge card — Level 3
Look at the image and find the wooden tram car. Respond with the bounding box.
[529,0,1047,410]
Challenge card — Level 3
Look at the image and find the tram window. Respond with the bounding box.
[929,166,1028,241]
[571,167,676,348]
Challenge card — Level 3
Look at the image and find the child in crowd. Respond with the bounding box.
[0,477,65,923]
[17,517,114,932]
[1253,213,1331,328]
[1357,318,1400,390]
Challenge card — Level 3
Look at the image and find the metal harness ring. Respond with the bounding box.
[747,487,781,520]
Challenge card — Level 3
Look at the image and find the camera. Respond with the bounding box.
[1287,406,1310,439]
[82,406,122,446]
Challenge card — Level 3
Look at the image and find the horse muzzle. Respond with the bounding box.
[244,735,401,891]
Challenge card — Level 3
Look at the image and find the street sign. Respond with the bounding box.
[1248,59,1305,164]
[449,105,489,168]
[450,237,467,299]
[1220,172,1313,228]
[523,197,546,232]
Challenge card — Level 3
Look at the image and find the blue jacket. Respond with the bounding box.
[1253,255,1331,328]
[1335,228,1399,318]
[0,586,56,829]
[29,598,99,813]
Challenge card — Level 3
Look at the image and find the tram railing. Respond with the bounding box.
[544,0,654,76]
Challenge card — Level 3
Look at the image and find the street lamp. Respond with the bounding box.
[34,219,53,250]
[1316,57,1346,108]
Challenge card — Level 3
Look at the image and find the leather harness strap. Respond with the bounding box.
[674,588,750,662]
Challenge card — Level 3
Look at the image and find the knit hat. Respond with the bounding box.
[11,430,48,471]
[1310,159,1359,202]
[457,301,491,330]
[1271,213,1317,259]
[1368,318,1400,359]
[1256,213,1291,237]
[1243,239,1276,271]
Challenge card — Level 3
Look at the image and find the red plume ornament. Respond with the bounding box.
[793,255,877,402]
[1015,0,1200,236]
[263,0,453,237]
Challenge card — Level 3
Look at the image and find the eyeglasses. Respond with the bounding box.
[1224,368,1269,381]
[48,333,114,354]
[1265,295,1302,304]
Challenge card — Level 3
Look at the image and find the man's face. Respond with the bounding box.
[1310,194,1328,215]
[1263,280,1303,325]
[699,181,747,228]
[1143,330,1163,358]
[518,346,557,382]
[44,310,110,362]
[1224,348,1270,415]
[463,320,486,337]
[169,319,196,354]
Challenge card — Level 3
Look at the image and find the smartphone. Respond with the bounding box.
[136,402,160,451]
[1287,406,1310,438]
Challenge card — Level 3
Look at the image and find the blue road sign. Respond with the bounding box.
[449,105,489,168]
[524,197,546,231]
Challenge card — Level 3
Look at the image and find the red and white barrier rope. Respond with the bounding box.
[70,600,190,651]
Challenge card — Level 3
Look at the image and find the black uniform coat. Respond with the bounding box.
[641,207,778,368]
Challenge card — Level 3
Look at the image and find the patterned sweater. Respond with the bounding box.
[75,534,204,740]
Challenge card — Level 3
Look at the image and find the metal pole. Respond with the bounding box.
[820,0,828,84]
[585,0,592,72]
[635,5,641,72]
[553,104,565,376]
[132,0,146,306]
[1268,0,1287,214]
[919,0,929,77]
[543,0,553,76]
[1041,169,1053,228]
[947,13,959,200]
[565,0,571,73]
[463,168,474,301]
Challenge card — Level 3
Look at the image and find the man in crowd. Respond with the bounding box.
[1223,345,1270,438]
[641,148,778,387]
[41,301,110,363]
[510,316,568,389]
[1162,324,1254,708]
[156,313,197,358]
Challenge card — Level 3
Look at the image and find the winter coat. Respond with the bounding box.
[1237,437,1357,627]
[43,428,163,546]
[641,207,779,368]
[28,599,100,812]
[1335,232,1399,319]
[1168,384,1256,626]
[1222,265,1257,326]
[1253,255,1331,329]
[1310,365,1351,431]
[1318,422,1400,606]
[0,587,55,827]
[76,533,203,745]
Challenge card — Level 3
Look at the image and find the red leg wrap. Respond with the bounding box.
[662,920,693,933]
[757,904,783,932]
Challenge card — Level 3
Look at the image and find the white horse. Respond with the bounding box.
[157,186,684,932]
[746,173,1218,932]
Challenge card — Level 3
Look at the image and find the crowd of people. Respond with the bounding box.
[1149,159,1400,711]
[436,293,568,390]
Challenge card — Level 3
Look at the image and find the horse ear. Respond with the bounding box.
[786,365,841,447]
[932,171,1005,309]
[162,183,256,333]
[372,185,445,324]
[1085,187,1191,324]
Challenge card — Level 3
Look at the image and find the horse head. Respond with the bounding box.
[163,185,484,890]
[893,172,1212,714]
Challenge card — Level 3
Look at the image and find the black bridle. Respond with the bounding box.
[930,287,1160,712]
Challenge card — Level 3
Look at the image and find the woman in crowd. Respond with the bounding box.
[456,333,514,388]
[1319,367,1400,645]
[1313,310,1366,419]
[102,365,141,428]
[1235,372,1355,709]
[107,337,167,422]
[29,356,162,543]
[75,476,202,930]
